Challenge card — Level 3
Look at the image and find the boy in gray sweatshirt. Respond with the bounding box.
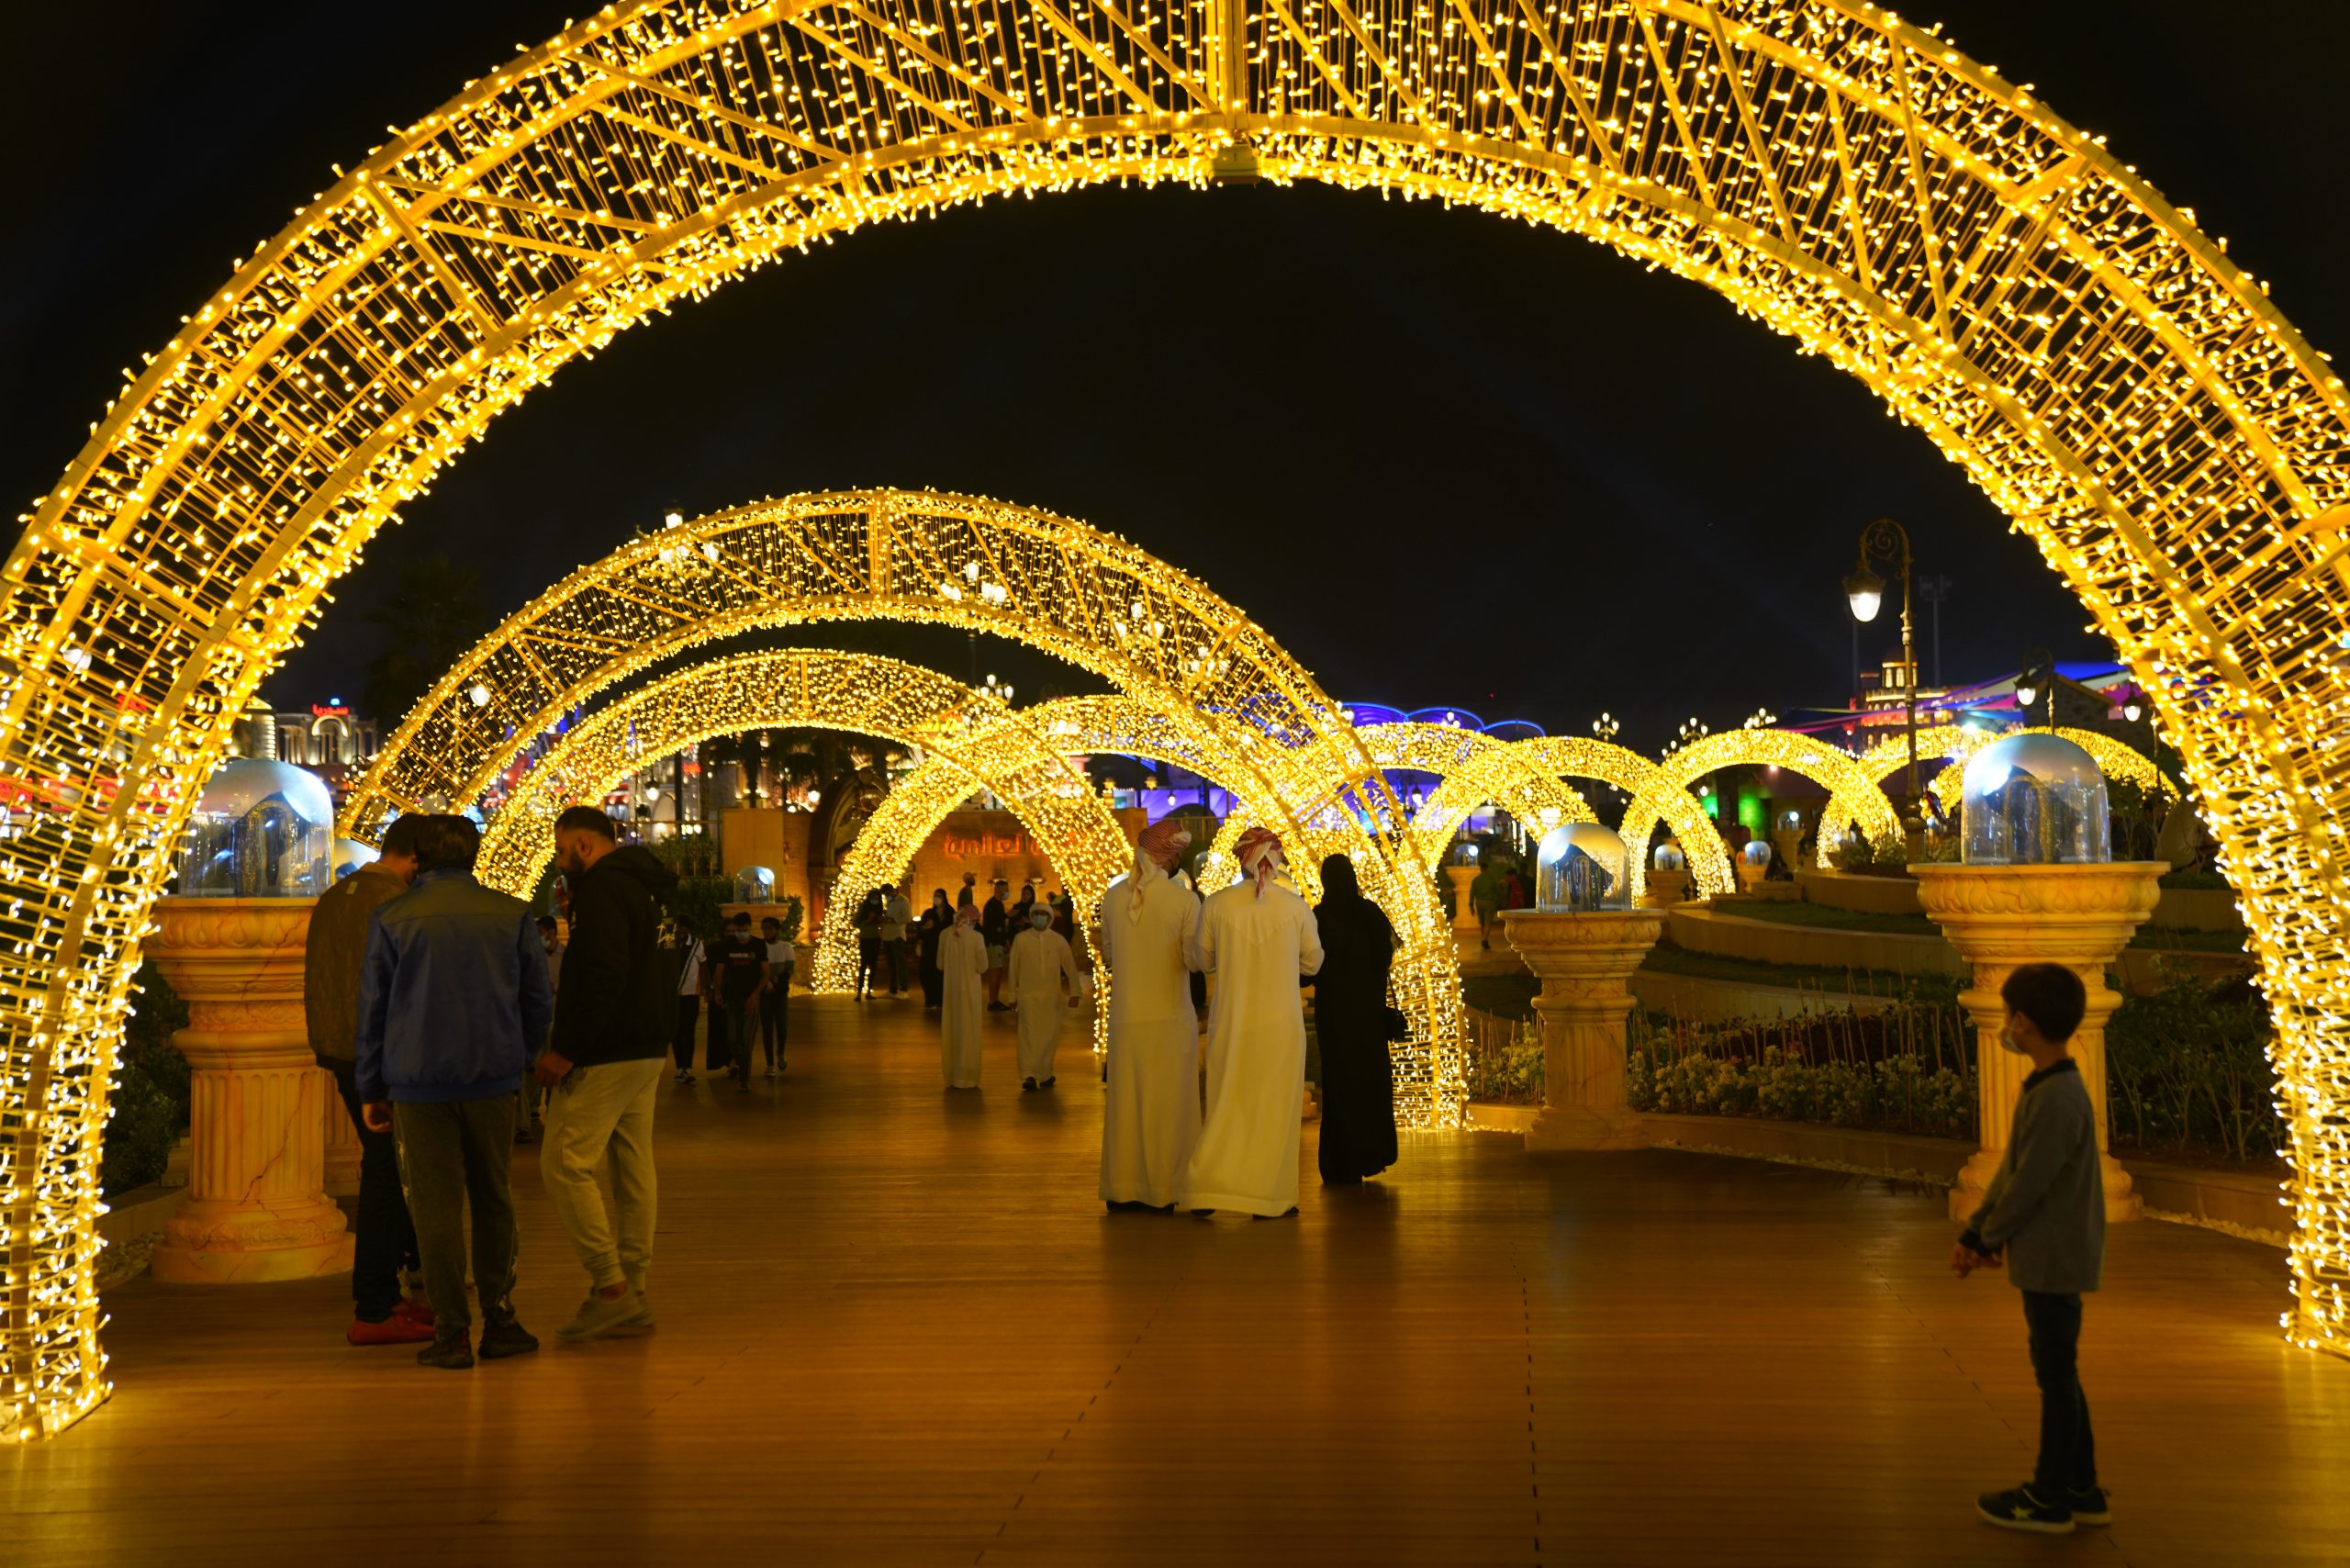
[1952,961,2109,1535]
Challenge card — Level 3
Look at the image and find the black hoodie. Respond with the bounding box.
[551,843,679,1066]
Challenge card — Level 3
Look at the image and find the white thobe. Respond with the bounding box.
[1007,925,1080,1081]
[939,924,988,1088]
[1181,879,1324,1215]
[1098,873,1203,1207]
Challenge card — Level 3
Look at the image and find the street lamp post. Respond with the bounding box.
[2014,645,2053,726]
[1843,517,1921,825]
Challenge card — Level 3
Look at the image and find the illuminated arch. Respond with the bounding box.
[1620,730,1904,878]
[466,651,1130,914]
[1416,736,1735,899]
[12,1,2350,1433]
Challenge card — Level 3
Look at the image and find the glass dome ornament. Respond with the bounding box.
[1537,823,1629,913]
[1651,843,1686,873]
[1960,733,2110,866]
[1739,841,1773,868]
[330,837,381,882]
[179,758,334,897]
[734,865,776,903]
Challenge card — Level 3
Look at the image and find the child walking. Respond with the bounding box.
[1951,961,2109,1535]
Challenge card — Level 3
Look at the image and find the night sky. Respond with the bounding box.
[6,2,2344,751]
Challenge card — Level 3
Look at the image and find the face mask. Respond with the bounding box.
[1031,911,1052,929]
[1998,1020,2031,1056]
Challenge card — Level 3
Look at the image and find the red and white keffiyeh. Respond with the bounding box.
[1236,825,1286,900]
[1128,818,1192,922]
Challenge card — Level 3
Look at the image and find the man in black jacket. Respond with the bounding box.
[535,805,678,1344]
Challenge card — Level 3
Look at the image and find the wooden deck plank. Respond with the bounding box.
[5,996,2345,1566]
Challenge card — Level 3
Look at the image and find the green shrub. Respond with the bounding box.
[2107,970,2279,1164]
[102,964,190,1197]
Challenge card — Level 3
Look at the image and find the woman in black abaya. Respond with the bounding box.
[1311,853,1400,1183]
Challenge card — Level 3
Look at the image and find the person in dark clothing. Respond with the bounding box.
[666,923,706,1082]
[1309,853,1400,1184]
[1955,962,2110,1535]
[981,879,1012,1010]
[306,812,429,1345]
[356,814,550,1370]
[853,888,885,1001]
[758,915,794,1076]
[536,806,677,1345]
[917,888,951,1009]
[710,912,768,1089]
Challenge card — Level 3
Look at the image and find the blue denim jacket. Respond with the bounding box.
[355,868,554,1103]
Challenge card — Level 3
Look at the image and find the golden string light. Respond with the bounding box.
[1621,728,1904,877]
[6,0,2350,1435]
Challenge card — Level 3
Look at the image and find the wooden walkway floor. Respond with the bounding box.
[6,999,2344,1566]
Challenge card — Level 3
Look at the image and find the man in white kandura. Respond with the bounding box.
[1007,902,1080,1092]
[1182,826,1323,1220]
[938,900,989,1089]
[1099,820,1202,1213]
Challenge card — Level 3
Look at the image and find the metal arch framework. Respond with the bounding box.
[10,0,2350,1436]
[466,649,1131,908]
[1621,729,1904,875]
[1415,736,1735,899]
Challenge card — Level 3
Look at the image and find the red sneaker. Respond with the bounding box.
[348,1314,436,1346]
[394,1297,436,1328]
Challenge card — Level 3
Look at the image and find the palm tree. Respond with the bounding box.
[363,554,491,724]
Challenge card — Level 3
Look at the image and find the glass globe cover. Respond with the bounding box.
[1537,823,1628,912]
[330,837,381,882]
[734,865,777,904]
[1739,840,1773,868]
[180,758,335,897]
[1959,733,2110,866]
[1651,843,1686,873]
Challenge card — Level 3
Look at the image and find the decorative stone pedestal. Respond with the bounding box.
[1771,828,1803,875]
[146,898,352,1282]
[323,1092,362,1198]
[1444,864,1479,932]
[1642,868,1687,909]
[1912,864,2162,1225]
[1500,908,1664,1151]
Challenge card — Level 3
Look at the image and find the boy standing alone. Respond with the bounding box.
[1952,961,2109,1535]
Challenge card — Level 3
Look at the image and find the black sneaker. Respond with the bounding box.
[1023,1077,1038,1092]
[2067,1486,2110,1526]
[416,1331,474,1371]
[1976,1484,2073,1534]
[478,1320,539,1360]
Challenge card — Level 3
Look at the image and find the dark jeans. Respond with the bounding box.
[759,987,788,1066]
[672,993,701,1070]
[722,991,759,1075]
[856,938,879,997]
[884,937,909,992]
[707,1000,732,1071]
[323,1055,418,1321]
[391,1096,520,1338]
[2022,1290,2098,1499]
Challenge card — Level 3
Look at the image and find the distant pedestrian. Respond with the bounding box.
[355,815,549,1370]
[709,911,767,1089]
[305,812,429,1346]
[758,915,794,1076]
[981,879,1013,1011]
[940,902,988,1088]
[666,922,707,1083]
[1310,853,1400,1185]
[1953,962,2109,1536]
[854,888,885,1000]
[882,882,912,995]
[1007,902,1080,1091]
[538,806,677,1345]
[1469,857,1506,952]
[917,888,951,1010]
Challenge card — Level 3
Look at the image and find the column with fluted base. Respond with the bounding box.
[146,898,352,1282]
[1444,864,1478,932]
[322,1090,362,1198]
[1500,908,1664,1151]
[1911,863,2162,1225]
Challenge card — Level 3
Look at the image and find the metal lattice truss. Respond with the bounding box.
[468,650,1129,906]
[9,0,2350,1437]
[1623,729,1904,874]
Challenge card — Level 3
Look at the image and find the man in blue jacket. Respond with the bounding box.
[357,814,553,1371]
